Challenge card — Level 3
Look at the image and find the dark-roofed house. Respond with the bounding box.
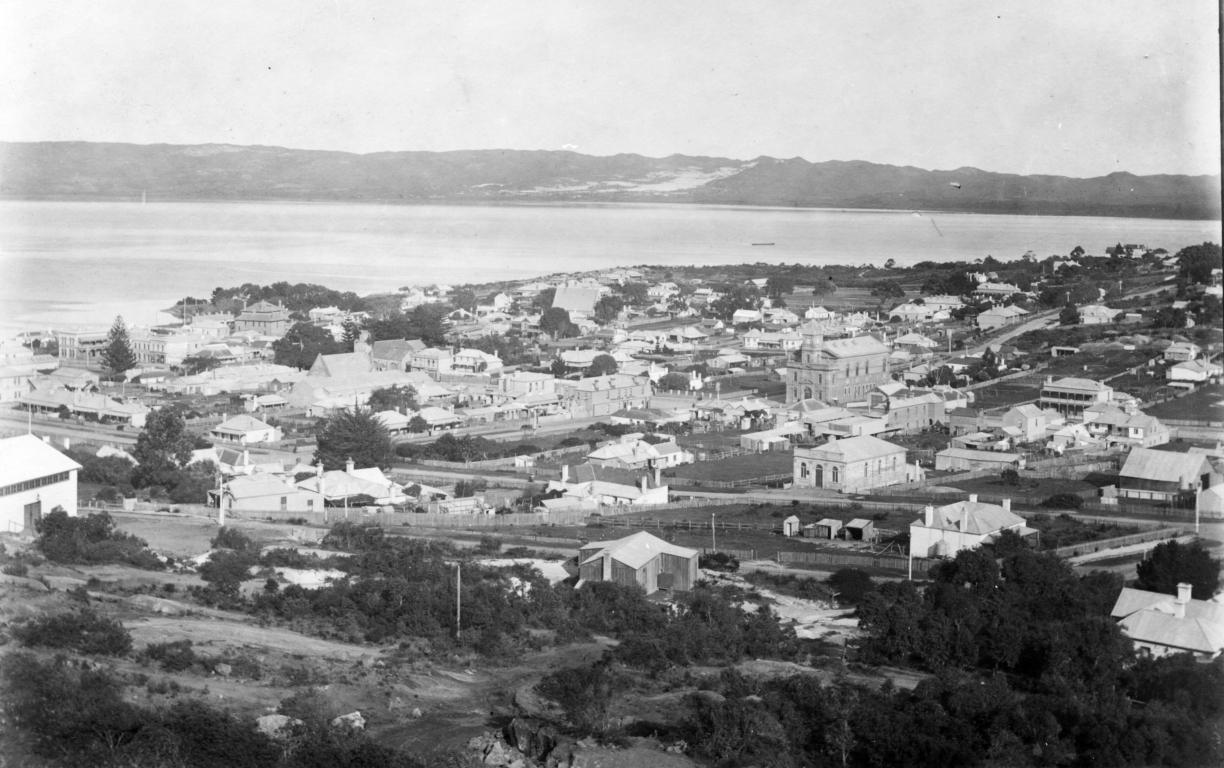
[1111,584,1224,660]
[803,518,843,540]
[370,339,426,371]
[793,435,907,493]
[909,495,1033,558]
[577,531,698,594]
[234,301,291,337]
[1117,447,1216,503]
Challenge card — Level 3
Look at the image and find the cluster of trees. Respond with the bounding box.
[206,282,368,316]
[35,510,164,569]
[68,408,216,504]
[103,315,137,379]
[393,432,538,463]
[1135,539,1220,599]
[273,322,347,369]
[679,655,1224,767]
[1,653,426,768]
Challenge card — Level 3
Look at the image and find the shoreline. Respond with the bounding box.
[1,195,1220,224]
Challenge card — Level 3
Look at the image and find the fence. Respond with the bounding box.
[411,444,590,471]
[673,472,794,489]
[1046,527,1184,559]
[776,549,936,576]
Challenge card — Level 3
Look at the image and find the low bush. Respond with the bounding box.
[13,609,132,656]
[143,639,197,672]
[34,510,162,569]
[1041,492,1084,509]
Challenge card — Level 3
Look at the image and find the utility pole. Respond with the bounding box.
[454,563,462,642]
[711,512,717,552]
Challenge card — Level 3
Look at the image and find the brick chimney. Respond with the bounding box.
[640,475,648,492]
[1002,498,1011,513]
[1175,582,1192,618]
[345,457,355,474]
[924,505,935,527]
[561,464,569,483]
[968,493,978,503]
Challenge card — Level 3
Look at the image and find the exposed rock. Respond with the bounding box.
[505,717,561,762]
[410,707,422,718]
[330,711,365,731]
[255,714,302,739]
[0,574,49,591]
[126,594,188,614]
[213,663,232,677]
[42,575,88,591]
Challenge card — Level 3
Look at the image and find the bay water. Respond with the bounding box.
[0,199,1219,332]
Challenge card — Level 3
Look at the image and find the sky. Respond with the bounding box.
[1,0,1219,178]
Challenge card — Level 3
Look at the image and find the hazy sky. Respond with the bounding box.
[2,1,1219,177]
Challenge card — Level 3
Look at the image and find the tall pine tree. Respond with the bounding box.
[103,315,136,378]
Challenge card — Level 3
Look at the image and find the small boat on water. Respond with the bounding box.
[751,242,775,246]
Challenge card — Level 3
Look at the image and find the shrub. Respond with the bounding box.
[699,552,740,572]
[13,609,133,656]
[34,510,162,569]
[827,568,877,604]
[2,561,29,577]
[211,527,257,553]
[144,640,197,672]
[1041,493,1084,509]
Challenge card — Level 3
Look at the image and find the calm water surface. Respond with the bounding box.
[0,200,1219,331]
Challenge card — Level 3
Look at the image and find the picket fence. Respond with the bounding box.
[1046,527,1184,559]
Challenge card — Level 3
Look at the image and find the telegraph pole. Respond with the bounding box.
[454,563,462,642]
[711,512,717,552]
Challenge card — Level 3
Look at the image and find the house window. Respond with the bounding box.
[831,466,839,484]
[307,499,314,511]
[815,464,824,487]
[800,462,809,479]
[280,496,287,511]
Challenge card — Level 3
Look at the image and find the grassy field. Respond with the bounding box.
[669,451,794,484]
[966,380,1042,409]
[722,372,788,399]
[1144,383,1224,422]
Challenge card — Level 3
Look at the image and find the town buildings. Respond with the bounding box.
[1038,376,1113,420]
[577,531,698,594]
[233,301,291,336]
[792,435,909,493]
[0,434,81,534]
[909,496,1031,559]
[785,324,891,404]
[1111,584,1224,660]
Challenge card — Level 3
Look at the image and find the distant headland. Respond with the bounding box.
[0,141,1219,220]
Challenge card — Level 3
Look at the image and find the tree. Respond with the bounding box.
[273,322,343,369]
[617,282,650,306]
[132,408,196,488]
[1000,468,1020,486]
[765,275,795,300]
[1070,245,1085,258]
[539,307,578,338]
[314,408,395,471]
[449,287,478,311]
[1059,303,1080,325]
[871,282,905,301]
[593,295,624,324]
[340,317,363,350]
[179,354,223,375]
[1175,242,1222,285]
[658,372,690,391]
[584,354,618,377]
[1135,539,1220,600]
[407,415,429,433]
[884,258,897,269]
[367,385,418,413]
[102,315,136,378]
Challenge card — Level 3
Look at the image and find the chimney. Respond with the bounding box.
[640,475,648,492]
[345,457,355,474]
[1002,498,1011,513]
[924,505,935,527]
[1175,582,1192,618]
[561,464,569,483]
[242,449,250,466]
[654,466,662,487]
[968,493,978,503]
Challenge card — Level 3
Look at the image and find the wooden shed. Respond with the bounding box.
[844,518,876,542]
[782,515,802,537]
[804,518,843,540]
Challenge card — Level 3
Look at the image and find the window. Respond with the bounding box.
[831,466,839,483]
[306,499,314,511]
[280,496,288,512]
[800,462,809,479]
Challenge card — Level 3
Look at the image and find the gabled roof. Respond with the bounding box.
[579,531,697,570]
[552,283,601,314]
[1120,447,1211,483]
[1043,377,1109,392]
[1111,588,1224,654]
[798,435,904,463]
[226,475,300,500]
[0,434,81,484]
[370,339,425,360]
[819,336,890,358]
[915,499,1025,535]
[214,414,275,433]
[310,351,373,378]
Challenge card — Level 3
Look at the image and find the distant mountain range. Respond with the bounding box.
[1,141,1219,219]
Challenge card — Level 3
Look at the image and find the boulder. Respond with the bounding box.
[330,711,365,731]
[255,714,302,739]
